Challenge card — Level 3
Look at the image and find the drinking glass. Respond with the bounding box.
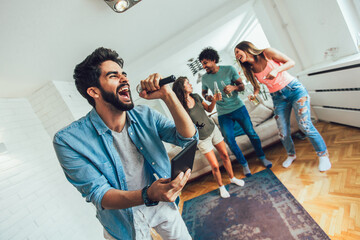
[249,94,260,105]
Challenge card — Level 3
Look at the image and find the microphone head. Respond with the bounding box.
[136,84,142,94]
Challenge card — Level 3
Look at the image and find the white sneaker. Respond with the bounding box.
[230,177,245,187]
[319,155,331,172]
[219,186,230,198]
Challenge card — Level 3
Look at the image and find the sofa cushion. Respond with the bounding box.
[254,118,278,141]
[244,98,257,113]
[167,145,181,159]
[249,103,273,126]
[259,95,274,111]
[210,114,219,125]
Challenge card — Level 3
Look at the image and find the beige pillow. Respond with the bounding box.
[249,104,273,126]
[210,114,219,126]
[260,96,274,111]
[244,98,257,113]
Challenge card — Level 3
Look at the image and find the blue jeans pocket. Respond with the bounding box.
[287,79,302,91]
[271,94,281,103]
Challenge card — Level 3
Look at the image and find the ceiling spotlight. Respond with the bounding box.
[104,0,142,13]
[114,0,128,12]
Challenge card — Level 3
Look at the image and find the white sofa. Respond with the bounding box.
[167,95,299,180]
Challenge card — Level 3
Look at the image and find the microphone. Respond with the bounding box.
[136,75,176,93]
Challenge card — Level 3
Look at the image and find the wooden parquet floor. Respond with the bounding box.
[179,121,360,240]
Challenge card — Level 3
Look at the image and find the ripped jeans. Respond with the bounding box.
[270,79,327,157]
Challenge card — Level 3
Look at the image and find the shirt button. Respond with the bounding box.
[130,132,133,135]
[140,147,143,150]
[164,175,167,178]
[152,162,155,165]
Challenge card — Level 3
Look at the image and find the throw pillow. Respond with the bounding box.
[244,98,257,113]
[261,96,274,111]
[210,114,219,125]
[249,104,273,126]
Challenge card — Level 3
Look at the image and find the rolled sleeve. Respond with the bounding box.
[53,136,114,210]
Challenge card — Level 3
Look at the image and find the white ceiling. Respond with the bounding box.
[0,0,251,98]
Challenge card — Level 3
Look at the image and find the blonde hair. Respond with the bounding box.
[234,41,265,90]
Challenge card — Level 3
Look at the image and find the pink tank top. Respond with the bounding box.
[253,60,294,93]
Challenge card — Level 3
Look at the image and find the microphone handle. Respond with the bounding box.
[158,75,176,87]
[136,75,176,93]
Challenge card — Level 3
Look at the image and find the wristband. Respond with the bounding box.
[142,185,159,207]
[204,94,209,101]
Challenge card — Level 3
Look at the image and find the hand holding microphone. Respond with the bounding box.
[136,75,176,93]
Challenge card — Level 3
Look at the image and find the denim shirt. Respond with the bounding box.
[53,105,198,239]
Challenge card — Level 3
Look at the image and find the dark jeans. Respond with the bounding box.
[218,106,265,167]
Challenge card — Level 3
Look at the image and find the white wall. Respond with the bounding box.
[337,0,360,48]
[0,98,102,240]
[28,82,74,139]
[252,0,305,73]
[52,81,91,121]
[28,81,91,139]
[254,0,358,71]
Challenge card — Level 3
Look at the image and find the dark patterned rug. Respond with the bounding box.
[182,169,330,240]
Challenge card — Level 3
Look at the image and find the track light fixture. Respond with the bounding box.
[187,58,203,76]
[104,0,142,13]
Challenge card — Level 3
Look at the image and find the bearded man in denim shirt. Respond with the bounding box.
[53,47,198,240]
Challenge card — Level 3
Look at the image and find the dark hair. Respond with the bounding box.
[234,41,265,91]
[172,76,192,112]
[73,47,124,107]
[198,47,220,63]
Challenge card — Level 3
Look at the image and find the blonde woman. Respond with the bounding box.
[173,77,244,198]
[234,41,331,171]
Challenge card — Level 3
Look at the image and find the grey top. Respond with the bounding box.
[187,94,215,140]
[111,120,177,240]
[111,120,150,191]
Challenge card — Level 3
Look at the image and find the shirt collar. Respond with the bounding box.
[89,108,137,135]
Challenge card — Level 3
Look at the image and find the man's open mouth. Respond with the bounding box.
[118,85,131,100]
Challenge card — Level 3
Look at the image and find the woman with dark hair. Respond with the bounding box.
[234,41,331,171]
[173,76,244,198]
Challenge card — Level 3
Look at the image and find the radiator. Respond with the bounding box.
[297,56,360,128]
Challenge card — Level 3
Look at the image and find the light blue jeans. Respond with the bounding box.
[218,106,265,167]
[270,79,327,157]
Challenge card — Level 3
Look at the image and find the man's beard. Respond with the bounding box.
[99,84,134,111]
